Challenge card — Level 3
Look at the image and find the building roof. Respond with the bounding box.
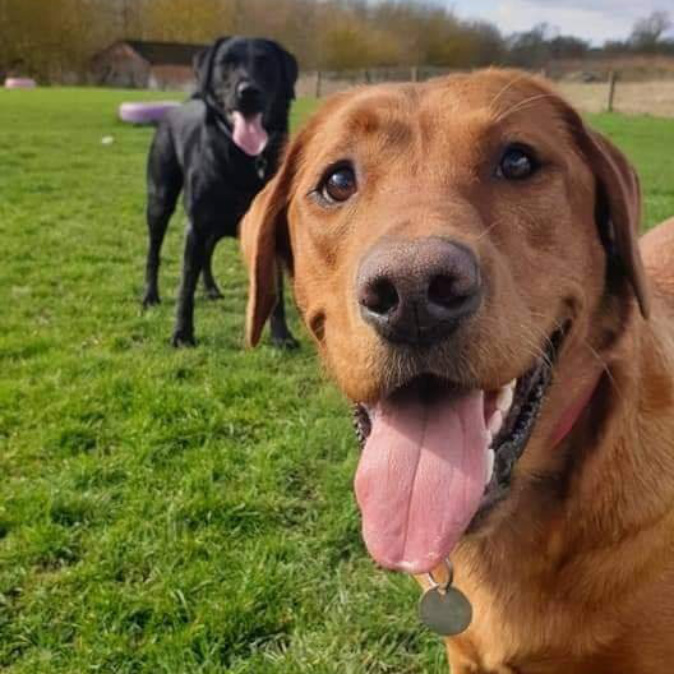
[123,40,208,66]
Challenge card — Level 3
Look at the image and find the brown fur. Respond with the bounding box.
[241,69,674,673]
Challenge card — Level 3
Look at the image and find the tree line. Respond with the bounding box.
[0,0,672,82]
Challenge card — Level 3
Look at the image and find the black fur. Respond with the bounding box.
[142,36,299,348]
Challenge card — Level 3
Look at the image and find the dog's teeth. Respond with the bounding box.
[488,410,503,436]
[496,381,515,415]
[485,448,495,484]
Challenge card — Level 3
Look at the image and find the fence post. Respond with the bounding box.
[411,65,418,82]
[315,70,322,98]
[606,70,617,113]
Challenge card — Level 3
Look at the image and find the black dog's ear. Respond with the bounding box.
[193,48,209,81]
[193,37,231,96]
[281,50,299,100]
[193,46,212,94]
[266,41,298,100]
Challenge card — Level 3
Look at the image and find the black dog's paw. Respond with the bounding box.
[271,332,300,350]
[171,330,196,348]
[204,286,224,301]
[142,291,161,308]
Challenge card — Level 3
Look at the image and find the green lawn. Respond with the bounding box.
[0,87,673,674]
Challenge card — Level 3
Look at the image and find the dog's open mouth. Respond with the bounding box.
[228,111,268,156]
[352,324,568,574]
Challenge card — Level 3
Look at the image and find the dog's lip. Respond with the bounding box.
[225,108,264,122]
[353,320,570,513]
[223,108,269,134]
[353,375,512,449]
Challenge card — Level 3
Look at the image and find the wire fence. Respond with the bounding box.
[296,66,674,117]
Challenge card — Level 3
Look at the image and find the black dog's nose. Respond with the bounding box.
[236,81,262,107]
[356,237,482,345]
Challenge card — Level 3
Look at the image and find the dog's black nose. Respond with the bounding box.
[356,237,481,345]
[236,82,262,108]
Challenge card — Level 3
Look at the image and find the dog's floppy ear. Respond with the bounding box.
[280,50,299,100]
[193,37,230,96]
[192,47,210,85]
[588,130,649,318]
[240,143,299,347]
[564,106,649,319]
[266,41,298,100]
[242,96,344,346]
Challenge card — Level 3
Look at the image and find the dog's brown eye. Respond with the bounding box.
[321,166,357,203]
[498,146,537,180]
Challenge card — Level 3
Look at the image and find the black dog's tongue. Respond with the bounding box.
[231,112,268,156]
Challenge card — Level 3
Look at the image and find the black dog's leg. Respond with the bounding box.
[201,234,223,300]
[143,126,182,308]
[172,226,205,347]
[270,263,299,349]
[143,194,177,308]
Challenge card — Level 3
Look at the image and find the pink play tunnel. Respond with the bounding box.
[5,78,37,89]
[118,101,180,125]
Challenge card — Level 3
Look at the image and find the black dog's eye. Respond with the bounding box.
[497,145,538,180]
[319,165,357,204]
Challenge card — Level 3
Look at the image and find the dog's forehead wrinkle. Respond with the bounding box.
[336,94,417,151]
[305,88,573,191]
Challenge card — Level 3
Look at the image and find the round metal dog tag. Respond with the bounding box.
[419,585,473,636]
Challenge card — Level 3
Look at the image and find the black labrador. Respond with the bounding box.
[142,36,298,348]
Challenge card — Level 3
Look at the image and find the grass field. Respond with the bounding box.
[1,87,673,674]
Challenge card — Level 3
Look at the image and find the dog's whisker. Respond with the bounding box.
[493,93,558,125]
[580,338,620,398]
[489,73,530,111]
[469,219,502,243]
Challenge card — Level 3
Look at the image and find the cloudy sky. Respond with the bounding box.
[446,0,672,45]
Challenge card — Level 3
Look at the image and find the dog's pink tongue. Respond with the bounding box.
[354,389,488,574]
[231,111,268,156]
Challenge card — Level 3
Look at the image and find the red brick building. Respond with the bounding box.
[91,40,207,90]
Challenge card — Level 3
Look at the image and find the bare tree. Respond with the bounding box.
[10,0,657,84]
[630,10,671,51]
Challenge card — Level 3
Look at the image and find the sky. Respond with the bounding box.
[446,0,673,45]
